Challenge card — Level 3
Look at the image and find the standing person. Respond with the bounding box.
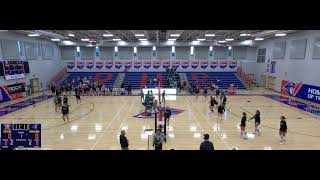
[140,89,144,102]
[279,116,287,144]
[215,89,220,100]
[249,110,261,135]
[209,96,218,112]
[61,103,70,123]
[119,130,129,150]
[200,134,214,150]
[57,95,62,111]
[54,95,59,112]
[195,86,200,99]
[153,129,166,150]
[240,112,247,139]
[75,89,81,104]
[222,94,227,107]
[165,106,172,127]
[161,90,165,103]
[219,91,224,103]
[63,95,68,105]
[217,103,225,121]
[203,87,208,99]
[127,82,132,95]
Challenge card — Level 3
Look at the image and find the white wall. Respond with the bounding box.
[0,31,64,89]
[240,30,320,92]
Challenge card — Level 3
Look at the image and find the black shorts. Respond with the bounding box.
[240,124,246,127]
[76,96,80,99]
[62,112,69,115]
[279,129,287,133]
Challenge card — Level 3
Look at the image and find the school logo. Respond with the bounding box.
[95,61,104,69]
[281,80,303,96]
[66,61,75,69]
[76,61,84,69]
[115,61,123,69]
[229,60,237,69]
[153,61,161,69]
[172,61,180,68]
[86,61,94,69]
[210,61,218,69]
[105,60,113,69]
[200,60,208,69]
[181,61,189,69]
[143,60,152,69]
[124,61,132,69]
[133,107,184,119]
[162,60,170,68]
[219,60,228,69]
[191,61,199,69]
[134,61,142,69]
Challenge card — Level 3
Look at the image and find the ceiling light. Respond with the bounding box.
[51,38,60,41]
[0,30,8,32]
[218,40,226,43]
[225,38,234,41]
[170,34,180,37]
[275,33,287,37]
[81,39,90,41]
[138,38,147,41]
[135,34,145,37]
[205,34,215,37]
[228,46,232,50]
[113,38,121,41]
[255,38,264,41]
[103,34,113,37]
[62,40,74,45]
[197,38,206,41]
[141,40,149,44]
[118,41,126,45]
[153,46,156,51]
[68,34,75,37]
[28,33,40,37]
[193,40,200,43]
[168,38,176,41]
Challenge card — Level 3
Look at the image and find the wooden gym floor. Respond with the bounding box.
[1,88,320,150]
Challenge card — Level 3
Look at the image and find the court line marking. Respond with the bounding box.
[187,96,232,150]
[90,99,129,150]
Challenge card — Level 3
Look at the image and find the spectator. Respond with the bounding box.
[119,130,129,150]
[200,134,214,150]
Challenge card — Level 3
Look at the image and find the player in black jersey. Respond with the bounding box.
[249,110,261,135]
[75,90,81,104]
[203,87,208,99]
[240,112,247,139]
[215,89,220,100]
[217,103,225,120]
[56,95,62,112]
[63,95,68,105]
[61,104,70,122]
[209,96,218,112]
[279,116,287,144]
[195,87,200,99]
[222,94,227,107]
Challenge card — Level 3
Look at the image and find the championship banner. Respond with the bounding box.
[191,60,199,69]
[95,61,104,69]
[124,60,132,69]
[85,60,94,69]
[66,60,75,69]
[76,60,84,69]
[0,82,26,103]
[115,61,123,69]
[153,60,161,69]
[105,60,113,69]
[219,60,228,69]
[172,60,180,68]
[181,60,189,69]
[134,60,142,69]
[228,60,237,69]
[281,80,320,104]
[143,60,151,69]
[162,60,170,68]
[200,60,208,69]
[210,60,218,69]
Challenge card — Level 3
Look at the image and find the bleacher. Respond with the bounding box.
[64,72,119,86]
[185,72,246,89]
[123,72,179,89]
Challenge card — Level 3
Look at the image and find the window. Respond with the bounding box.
[289,39,307,59]
[312,37,320,59]
[257,48,266,63]
[272,41,286,59]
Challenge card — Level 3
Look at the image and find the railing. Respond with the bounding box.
[237,66,252,87]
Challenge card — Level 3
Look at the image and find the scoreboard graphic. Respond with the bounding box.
[1,124,41,149]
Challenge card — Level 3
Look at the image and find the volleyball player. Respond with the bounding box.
[162,90,165,103]
[279,116,287,144]
[140,89,144,102]
[240,112,247,139]
[219,91,224,103]
[57,95,62,111]
[209,96,218,112]
[75,89,81,104]
[217,103,225,121]
[61,103,70,123]
[215,88,220,100]
[63,95,68,105]
[195,86,200,99]
[54,95,59,112]
[222,94,227,107]
[203,87,208,99]
[249,110,261,135]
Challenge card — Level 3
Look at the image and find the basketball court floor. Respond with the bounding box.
[0,88,320,150]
